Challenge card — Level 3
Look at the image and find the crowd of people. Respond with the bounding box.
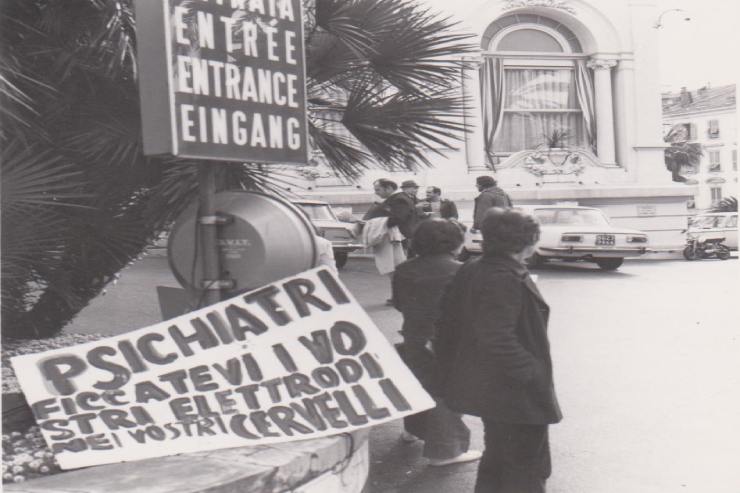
[362,176,561,493]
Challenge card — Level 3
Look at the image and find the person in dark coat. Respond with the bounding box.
[472,175,512,230]
[363,178,417,240]
[436,208,562,492]
[392,219,482,466]
[418,186,459,220]
[364,178,417,305]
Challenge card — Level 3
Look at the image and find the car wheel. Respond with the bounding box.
[683,246,699,261]
[595,258,623,270]
[457,248,471,262]
[717,247,731,260]
[526,252,545,268]
[334,251,349,269]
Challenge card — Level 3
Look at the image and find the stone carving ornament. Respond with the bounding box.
[502,0,577,15]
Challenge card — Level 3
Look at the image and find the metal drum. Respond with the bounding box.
[168,191,317,294]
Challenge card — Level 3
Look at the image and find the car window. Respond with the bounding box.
[692,216,722,228]
[298,204,337,221]
[534,209,609,227]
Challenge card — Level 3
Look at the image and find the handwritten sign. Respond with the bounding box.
[11,268,434,469]
[135,0,308,163]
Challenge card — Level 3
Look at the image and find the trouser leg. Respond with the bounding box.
[475,419,550,493]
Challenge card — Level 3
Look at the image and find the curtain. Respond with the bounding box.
[480,57,505,165]
[493,67,586,152]
[574,59,596,152]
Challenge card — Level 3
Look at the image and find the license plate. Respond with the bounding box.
[596,234,615,246]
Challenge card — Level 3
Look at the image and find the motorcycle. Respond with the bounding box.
[682,233,731,261]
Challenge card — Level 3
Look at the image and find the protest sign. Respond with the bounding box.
[134,0,308,163]
[11,268,435,470]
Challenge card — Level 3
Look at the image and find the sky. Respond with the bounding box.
[655,0,739,91]
[421,0,739,92]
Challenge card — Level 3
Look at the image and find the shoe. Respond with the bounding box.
[400,431,418,443]
[428,450,482,467]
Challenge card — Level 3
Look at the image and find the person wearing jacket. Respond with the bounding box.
[472,175,512,230]
[364,178,417,240]
[392,219,482,467]
[418,186,459,220]
[436,208,562,493]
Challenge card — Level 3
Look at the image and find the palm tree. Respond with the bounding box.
[711,196,738,213]
[0,0,473,339]
[664,142,703,183]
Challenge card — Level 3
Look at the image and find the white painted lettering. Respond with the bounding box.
[286,74,298,108]
[287,117,301,150]
[241,22,259,57]
[251,113,267,147]
[219,16,237,53]
[174,7,189,45]
[196,11,215,49]
[207,60,225,97]
[279,0,295,21]
[249,0,265,15]
[284,30,297,65]
[264,26,279,62]
[273,71,286,105]
[180,105,196,142]
[211,108,228,144]
[268,115,283,148]
[191,58,210,96]
[198,106,208,142]
[257,69,273,104]
[241,67,259,102]
[225,63,241,99]
[176,56,193,93]
[232,111,248,145]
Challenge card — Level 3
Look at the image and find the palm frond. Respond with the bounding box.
[1,140,91,211]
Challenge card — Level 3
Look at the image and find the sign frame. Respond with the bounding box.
[134,0,310,164]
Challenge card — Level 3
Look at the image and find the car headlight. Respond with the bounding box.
[626,235,647,243]
[561,235,582,242]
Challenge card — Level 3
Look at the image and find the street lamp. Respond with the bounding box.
[653,8,691,29]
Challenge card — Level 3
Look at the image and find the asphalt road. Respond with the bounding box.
[64,255,740,492]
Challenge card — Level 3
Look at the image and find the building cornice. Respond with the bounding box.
[663,107,736,119]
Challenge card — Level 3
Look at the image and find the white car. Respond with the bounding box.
[462,205,649,270]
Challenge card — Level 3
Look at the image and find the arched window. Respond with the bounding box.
[480,15,593,158]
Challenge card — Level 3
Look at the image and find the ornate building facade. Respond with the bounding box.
[297,0,696,249]
[662,84,737,211]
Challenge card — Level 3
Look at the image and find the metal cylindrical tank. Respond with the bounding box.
[168,191,317,294]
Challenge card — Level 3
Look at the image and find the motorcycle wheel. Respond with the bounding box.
[717,247,731,260]
[683,246,699,261]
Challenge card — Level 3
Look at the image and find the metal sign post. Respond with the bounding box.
[134,0,309,308]
[197,164,223,306]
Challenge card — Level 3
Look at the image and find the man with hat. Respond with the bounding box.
[473,175,512,230]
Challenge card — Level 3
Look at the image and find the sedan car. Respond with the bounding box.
[293,200,363,268]
[462,205,649,270]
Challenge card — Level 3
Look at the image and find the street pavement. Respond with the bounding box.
[64,254,740,492]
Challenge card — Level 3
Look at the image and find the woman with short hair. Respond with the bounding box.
[392,219,482,466]
[437,208,562,492]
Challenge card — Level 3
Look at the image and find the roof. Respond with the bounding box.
[292,199,330,206]
[663,84,736,116]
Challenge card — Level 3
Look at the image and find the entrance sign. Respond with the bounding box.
[134,0,308,163]
[11,268,434,469]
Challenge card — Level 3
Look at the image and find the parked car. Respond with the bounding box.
[686,212,737,251]
[293,200,363,268]
[462,205,649,270]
